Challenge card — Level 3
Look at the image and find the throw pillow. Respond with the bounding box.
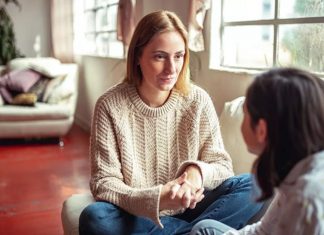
[0,87,14,104]
[0,93,4,106]
[11,93,37,106]
[8,57,61,71]
[30,63,66,78]
[3,69,41,92]
[42,75,66,103]
[47,81,74,104]
[28,76,50,101]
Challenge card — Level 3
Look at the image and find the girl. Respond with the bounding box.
[191,68,324,235]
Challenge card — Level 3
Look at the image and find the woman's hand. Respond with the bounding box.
[159,171,204,211]
[177,164,204,209]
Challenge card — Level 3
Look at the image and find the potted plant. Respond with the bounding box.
[0,0,24,66]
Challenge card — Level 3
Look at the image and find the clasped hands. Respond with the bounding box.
[159,166,204,211]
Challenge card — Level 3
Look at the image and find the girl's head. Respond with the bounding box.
[243,67,324,201]
[124,10,191,95]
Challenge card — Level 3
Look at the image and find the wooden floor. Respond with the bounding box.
[0,125,91,235]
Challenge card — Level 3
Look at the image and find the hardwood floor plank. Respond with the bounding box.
[0,125,91,235]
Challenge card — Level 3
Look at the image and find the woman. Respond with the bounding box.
[191,68,324,235]
[79,10,262,235]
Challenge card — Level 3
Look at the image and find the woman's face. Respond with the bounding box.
[241,102,266,155]
[138,30,185,93]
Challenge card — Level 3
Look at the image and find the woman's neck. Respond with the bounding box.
[137,87,171,108]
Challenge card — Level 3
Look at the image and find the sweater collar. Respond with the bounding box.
[128,85,180,117]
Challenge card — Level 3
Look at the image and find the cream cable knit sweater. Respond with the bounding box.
[89,82,234,227]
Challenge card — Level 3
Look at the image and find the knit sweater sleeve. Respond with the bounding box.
[89,96,163,227]
[176,89,234,190]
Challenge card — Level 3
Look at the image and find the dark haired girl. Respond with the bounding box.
[191,68,324,235]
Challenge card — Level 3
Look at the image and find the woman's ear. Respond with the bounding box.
[256,118,267,144]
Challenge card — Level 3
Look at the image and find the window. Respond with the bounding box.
[210,0,324,73]
[73,0,124,58]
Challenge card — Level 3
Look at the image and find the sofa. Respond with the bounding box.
[0,57,78,143]
[61,96,259,235]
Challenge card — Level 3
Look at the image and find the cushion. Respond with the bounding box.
[0,69,41,93]
[47,76,74,104]
[0,93,4,106]
[0,87,13,103]
[219,96,256,174]
[42,75,66,103]
[8,57,66,78]
[61,193,95,235]
[0,102,72,121]
[28,77,50,101]
[11,93,37,106]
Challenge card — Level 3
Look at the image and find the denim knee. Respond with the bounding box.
[190,219,233,235]
[80,202,114,221]
[221,173,252,192]
[79,202,116,235]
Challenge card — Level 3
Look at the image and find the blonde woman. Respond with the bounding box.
[79,10,262,235]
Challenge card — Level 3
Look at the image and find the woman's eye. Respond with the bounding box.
[154,54,165,60]
[175,54,184,60]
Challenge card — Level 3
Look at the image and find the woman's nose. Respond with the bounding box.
[164,58,176,74]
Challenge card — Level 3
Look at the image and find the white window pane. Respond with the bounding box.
[278,24,324,72]
[97,0,119,6]
[107,4,118,30]
[222,26,273,68]
[96,33,109,56]
[223,0,274,21]
[96,0,109,6]
[84,0,95,9]
[96,8,108,31]
[279,0,324,18]
[85,34,96,54]
[74,0,122,58]
[108,33,124,58]
[85,11,95,33]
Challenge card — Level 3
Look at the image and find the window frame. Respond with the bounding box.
[73,0,124,58]
[209,0,324,75]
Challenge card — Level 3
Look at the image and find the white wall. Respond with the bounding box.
[6,0,254,131]
[75,56,126,129]
[75,0,254,131]
[6,0,51,57]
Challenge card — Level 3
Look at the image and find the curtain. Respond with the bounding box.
[50,0,74,63]
[188,0,211,52]
[117,0,136,57]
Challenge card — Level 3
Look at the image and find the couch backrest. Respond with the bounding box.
[219,96,257,175]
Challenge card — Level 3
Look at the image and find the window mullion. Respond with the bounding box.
[220,0,225,66]
[273,0,279,67]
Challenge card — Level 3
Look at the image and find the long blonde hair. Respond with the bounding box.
[124,10,191,95]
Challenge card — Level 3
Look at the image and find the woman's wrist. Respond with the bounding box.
[184,164,203,189]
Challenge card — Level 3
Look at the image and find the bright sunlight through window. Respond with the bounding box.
[73,0,124,58]
[210,0,324,74]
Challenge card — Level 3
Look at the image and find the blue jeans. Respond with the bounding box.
[79,174,263,235]
[190,220,233,235]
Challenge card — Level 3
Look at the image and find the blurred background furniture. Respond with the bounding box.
[0,57,78,144]
[61,96,257,235]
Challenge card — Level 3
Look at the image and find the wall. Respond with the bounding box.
[6,0,51,57]
[6,0,254,131]
[75,56,126,128]
[75,0,254,131]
